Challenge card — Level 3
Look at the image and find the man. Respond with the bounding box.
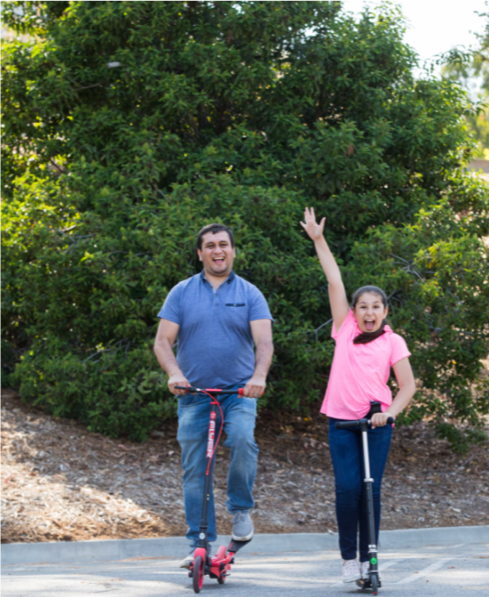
[154,223,274,568]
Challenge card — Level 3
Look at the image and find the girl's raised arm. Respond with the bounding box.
[301,207,350,331]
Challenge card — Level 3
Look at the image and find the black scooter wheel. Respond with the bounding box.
[217,575,225,584]
[371,574,378,595]
[193,555,204,593]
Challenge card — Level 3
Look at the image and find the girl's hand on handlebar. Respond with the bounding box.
[168,374,190,396]
[243,375,266,399]
[300,207,326,241]
[371,412,391,428]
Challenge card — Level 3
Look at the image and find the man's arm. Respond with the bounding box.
[153,318,189,395]
[243,319,274,398]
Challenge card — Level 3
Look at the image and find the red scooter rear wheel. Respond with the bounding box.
[192,555,204,593]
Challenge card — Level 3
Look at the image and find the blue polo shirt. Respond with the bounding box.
[158,271,273,389]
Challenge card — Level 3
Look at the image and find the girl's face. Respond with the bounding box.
[353,292,388,333]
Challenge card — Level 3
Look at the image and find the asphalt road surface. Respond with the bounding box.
[3,541,488,596]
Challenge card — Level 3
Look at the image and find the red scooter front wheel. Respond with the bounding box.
[192,555,204,593]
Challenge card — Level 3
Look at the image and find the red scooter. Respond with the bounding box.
[175,386,252,593]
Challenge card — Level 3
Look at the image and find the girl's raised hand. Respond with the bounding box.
[300,207,325,241]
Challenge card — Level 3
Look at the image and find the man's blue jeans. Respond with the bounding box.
[328,418,392,562]
[177,390,258,547]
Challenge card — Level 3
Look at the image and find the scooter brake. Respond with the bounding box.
[356,577,381,590]
[227,538,252,555]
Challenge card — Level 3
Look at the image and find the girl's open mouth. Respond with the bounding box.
[364,320,376,331]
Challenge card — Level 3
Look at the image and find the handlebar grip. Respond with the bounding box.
[238,388,244,397]
[175,385,194,391]
[335,420,361,429]
[335,416,395,429]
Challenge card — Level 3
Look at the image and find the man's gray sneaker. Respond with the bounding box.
[232,511,254,541]
[179,551,194,569]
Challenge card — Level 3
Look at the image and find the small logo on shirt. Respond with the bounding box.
[225,303,246,307]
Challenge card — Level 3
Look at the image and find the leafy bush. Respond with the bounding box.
[2,1,488,445]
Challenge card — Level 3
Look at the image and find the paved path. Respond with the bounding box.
[3,541,488,596]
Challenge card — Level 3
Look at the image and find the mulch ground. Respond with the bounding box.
[2,388,489,544]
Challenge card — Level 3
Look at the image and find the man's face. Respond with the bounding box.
[197,230,235,277]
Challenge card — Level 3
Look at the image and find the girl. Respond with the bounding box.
[300,207,416,583]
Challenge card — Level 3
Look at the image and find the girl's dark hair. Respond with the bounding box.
[351,285,387,309]
[351,286,388,345]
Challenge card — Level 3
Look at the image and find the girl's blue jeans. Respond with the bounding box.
[328,418,392,562]
[177,389,258,547]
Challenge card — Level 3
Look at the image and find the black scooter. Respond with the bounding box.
[335,401,394,595]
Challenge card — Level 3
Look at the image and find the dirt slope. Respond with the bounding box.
[2,389,488,544]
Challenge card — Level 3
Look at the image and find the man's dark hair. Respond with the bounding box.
[197,223,235,251]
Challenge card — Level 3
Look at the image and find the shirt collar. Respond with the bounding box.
[200,270,235,285]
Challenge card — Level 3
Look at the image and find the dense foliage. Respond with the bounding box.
[2,1,488,448]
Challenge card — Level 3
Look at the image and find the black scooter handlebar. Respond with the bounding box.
[335,416,395,429]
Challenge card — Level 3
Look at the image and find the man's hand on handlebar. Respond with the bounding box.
[242,375,266,399]
[371,412,392,429]
[168,374,190,396]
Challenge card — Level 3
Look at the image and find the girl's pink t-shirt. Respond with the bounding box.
[321,310,411,420]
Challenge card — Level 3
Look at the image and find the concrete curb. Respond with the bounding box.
[2,526,488,566]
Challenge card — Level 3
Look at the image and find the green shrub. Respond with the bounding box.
[2,1,488,445]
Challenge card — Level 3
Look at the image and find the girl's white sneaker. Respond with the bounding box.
[360,561,381,580]
[342,559,361,583]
